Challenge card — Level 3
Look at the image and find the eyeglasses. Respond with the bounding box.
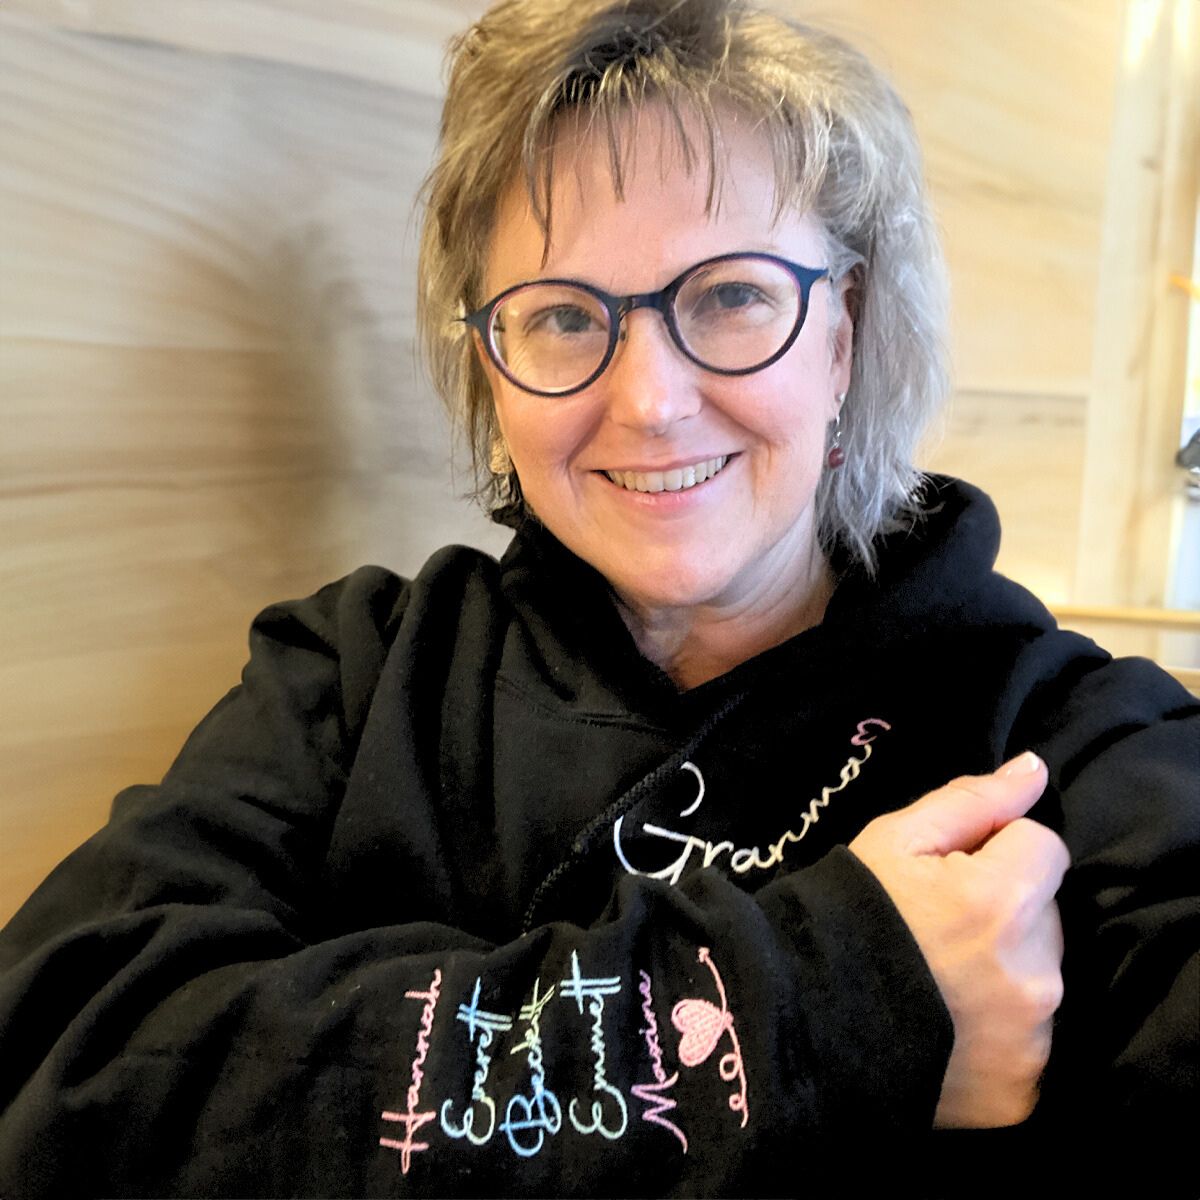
[463,252,830,397]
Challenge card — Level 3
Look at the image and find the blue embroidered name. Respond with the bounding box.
[440,977,513,1146]
[500,978,563,1157]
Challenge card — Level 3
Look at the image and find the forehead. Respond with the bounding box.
[483,104,825,294]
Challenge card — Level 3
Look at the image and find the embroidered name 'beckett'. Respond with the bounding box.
[500,978,563,1158]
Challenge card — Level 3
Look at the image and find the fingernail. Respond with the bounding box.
[999,750,1042,778]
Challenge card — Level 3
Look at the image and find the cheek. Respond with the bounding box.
[733,363,834,449]
[494,394,596,484]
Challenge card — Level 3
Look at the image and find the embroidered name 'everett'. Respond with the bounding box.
[380,967,443,1173]
[613,718,892,884]
[440,977,514,1146]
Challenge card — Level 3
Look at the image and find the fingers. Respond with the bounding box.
[901,752,1049,856]
[846,752,1069,1131]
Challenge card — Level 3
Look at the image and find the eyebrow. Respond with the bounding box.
[487,244,789,296]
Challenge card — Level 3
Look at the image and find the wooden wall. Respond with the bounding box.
[1,0,1192,924]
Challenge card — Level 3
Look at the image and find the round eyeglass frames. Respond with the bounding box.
[462,252,830,397]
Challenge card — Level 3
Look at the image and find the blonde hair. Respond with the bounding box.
[418,0,949,571]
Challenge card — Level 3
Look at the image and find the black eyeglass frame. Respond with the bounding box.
[462,252,831,398]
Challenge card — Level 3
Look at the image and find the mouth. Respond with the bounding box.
[602,455,731,495]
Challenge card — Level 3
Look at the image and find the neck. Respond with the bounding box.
[614,552,836,691]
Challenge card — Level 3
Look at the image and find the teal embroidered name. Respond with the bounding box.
[560,950,628,1139]
[440,977,513,1146]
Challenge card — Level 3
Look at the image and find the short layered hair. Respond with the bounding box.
[418,0,949,571]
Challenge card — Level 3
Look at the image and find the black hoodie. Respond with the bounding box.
[0,477,1196,1197]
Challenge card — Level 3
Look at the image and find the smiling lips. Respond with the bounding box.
[603,455,731,494]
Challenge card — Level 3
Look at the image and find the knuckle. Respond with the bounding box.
[1016,974,1063,1022]
[1003,875,1041,918]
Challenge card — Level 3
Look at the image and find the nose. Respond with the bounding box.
[601,309,702,434]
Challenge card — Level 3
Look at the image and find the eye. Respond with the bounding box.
[700,282,766,312]
[684,280,774,328]
[526,304,605,337]
[677,260,794,337]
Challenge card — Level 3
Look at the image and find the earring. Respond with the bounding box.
[827,395,846,469]
[489,434,513,477]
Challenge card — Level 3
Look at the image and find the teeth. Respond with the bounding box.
[605,455,729,494]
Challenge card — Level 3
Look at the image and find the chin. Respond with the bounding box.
[601,556,736,615]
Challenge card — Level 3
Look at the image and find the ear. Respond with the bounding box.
[470,327,496,383]
[828,269,858,412]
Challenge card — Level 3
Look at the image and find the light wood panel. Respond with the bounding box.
[1074,0,1199,618]
[803,0,1122,398]
[0,9,510,923]
[2,0,483,93]
[920,391,1087,604]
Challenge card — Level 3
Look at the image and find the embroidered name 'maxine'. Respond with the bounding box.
[613,719,892,885]
[380,968,444,1174]
[631,969,688,1151]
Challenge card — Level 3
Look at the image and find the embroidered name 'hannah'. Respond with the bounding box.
[672,947,748,1128]
[613,719,892,885]
[631,969,688,1152]
[560,950,628,1140]
[380,967,443,1174]
[440,977,514,1146]
[500,978,563,1158]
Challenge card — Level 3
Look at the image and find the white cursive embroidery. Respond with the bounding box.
[613,720,892,885]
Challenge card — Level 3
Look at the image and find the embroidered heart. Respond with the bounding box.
[671,997,728,1067]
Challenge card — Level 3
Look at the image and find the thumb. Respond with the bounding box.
[904,752,1048,856]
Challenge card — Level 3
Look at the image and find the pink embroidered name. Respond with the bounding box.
[380,967,443,1173]
[631,969,688,1151]
[614,719,892,884]
[672,947,748,1128]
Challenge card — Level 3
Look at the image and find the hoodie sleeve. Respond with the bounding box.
[0,566,951,1199]
[1017,651,1200,1185]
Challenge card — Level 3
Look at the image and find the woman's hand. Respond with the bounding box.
[849,752,1069,1128]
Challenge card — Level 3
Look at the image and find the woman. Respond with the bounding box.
[0,0,1195,1196]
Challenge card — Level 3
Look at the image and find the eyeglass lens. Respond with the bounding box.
[489,256,803,394]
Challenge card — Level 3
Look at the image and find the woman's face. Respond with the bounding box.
[479,110,853,618]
